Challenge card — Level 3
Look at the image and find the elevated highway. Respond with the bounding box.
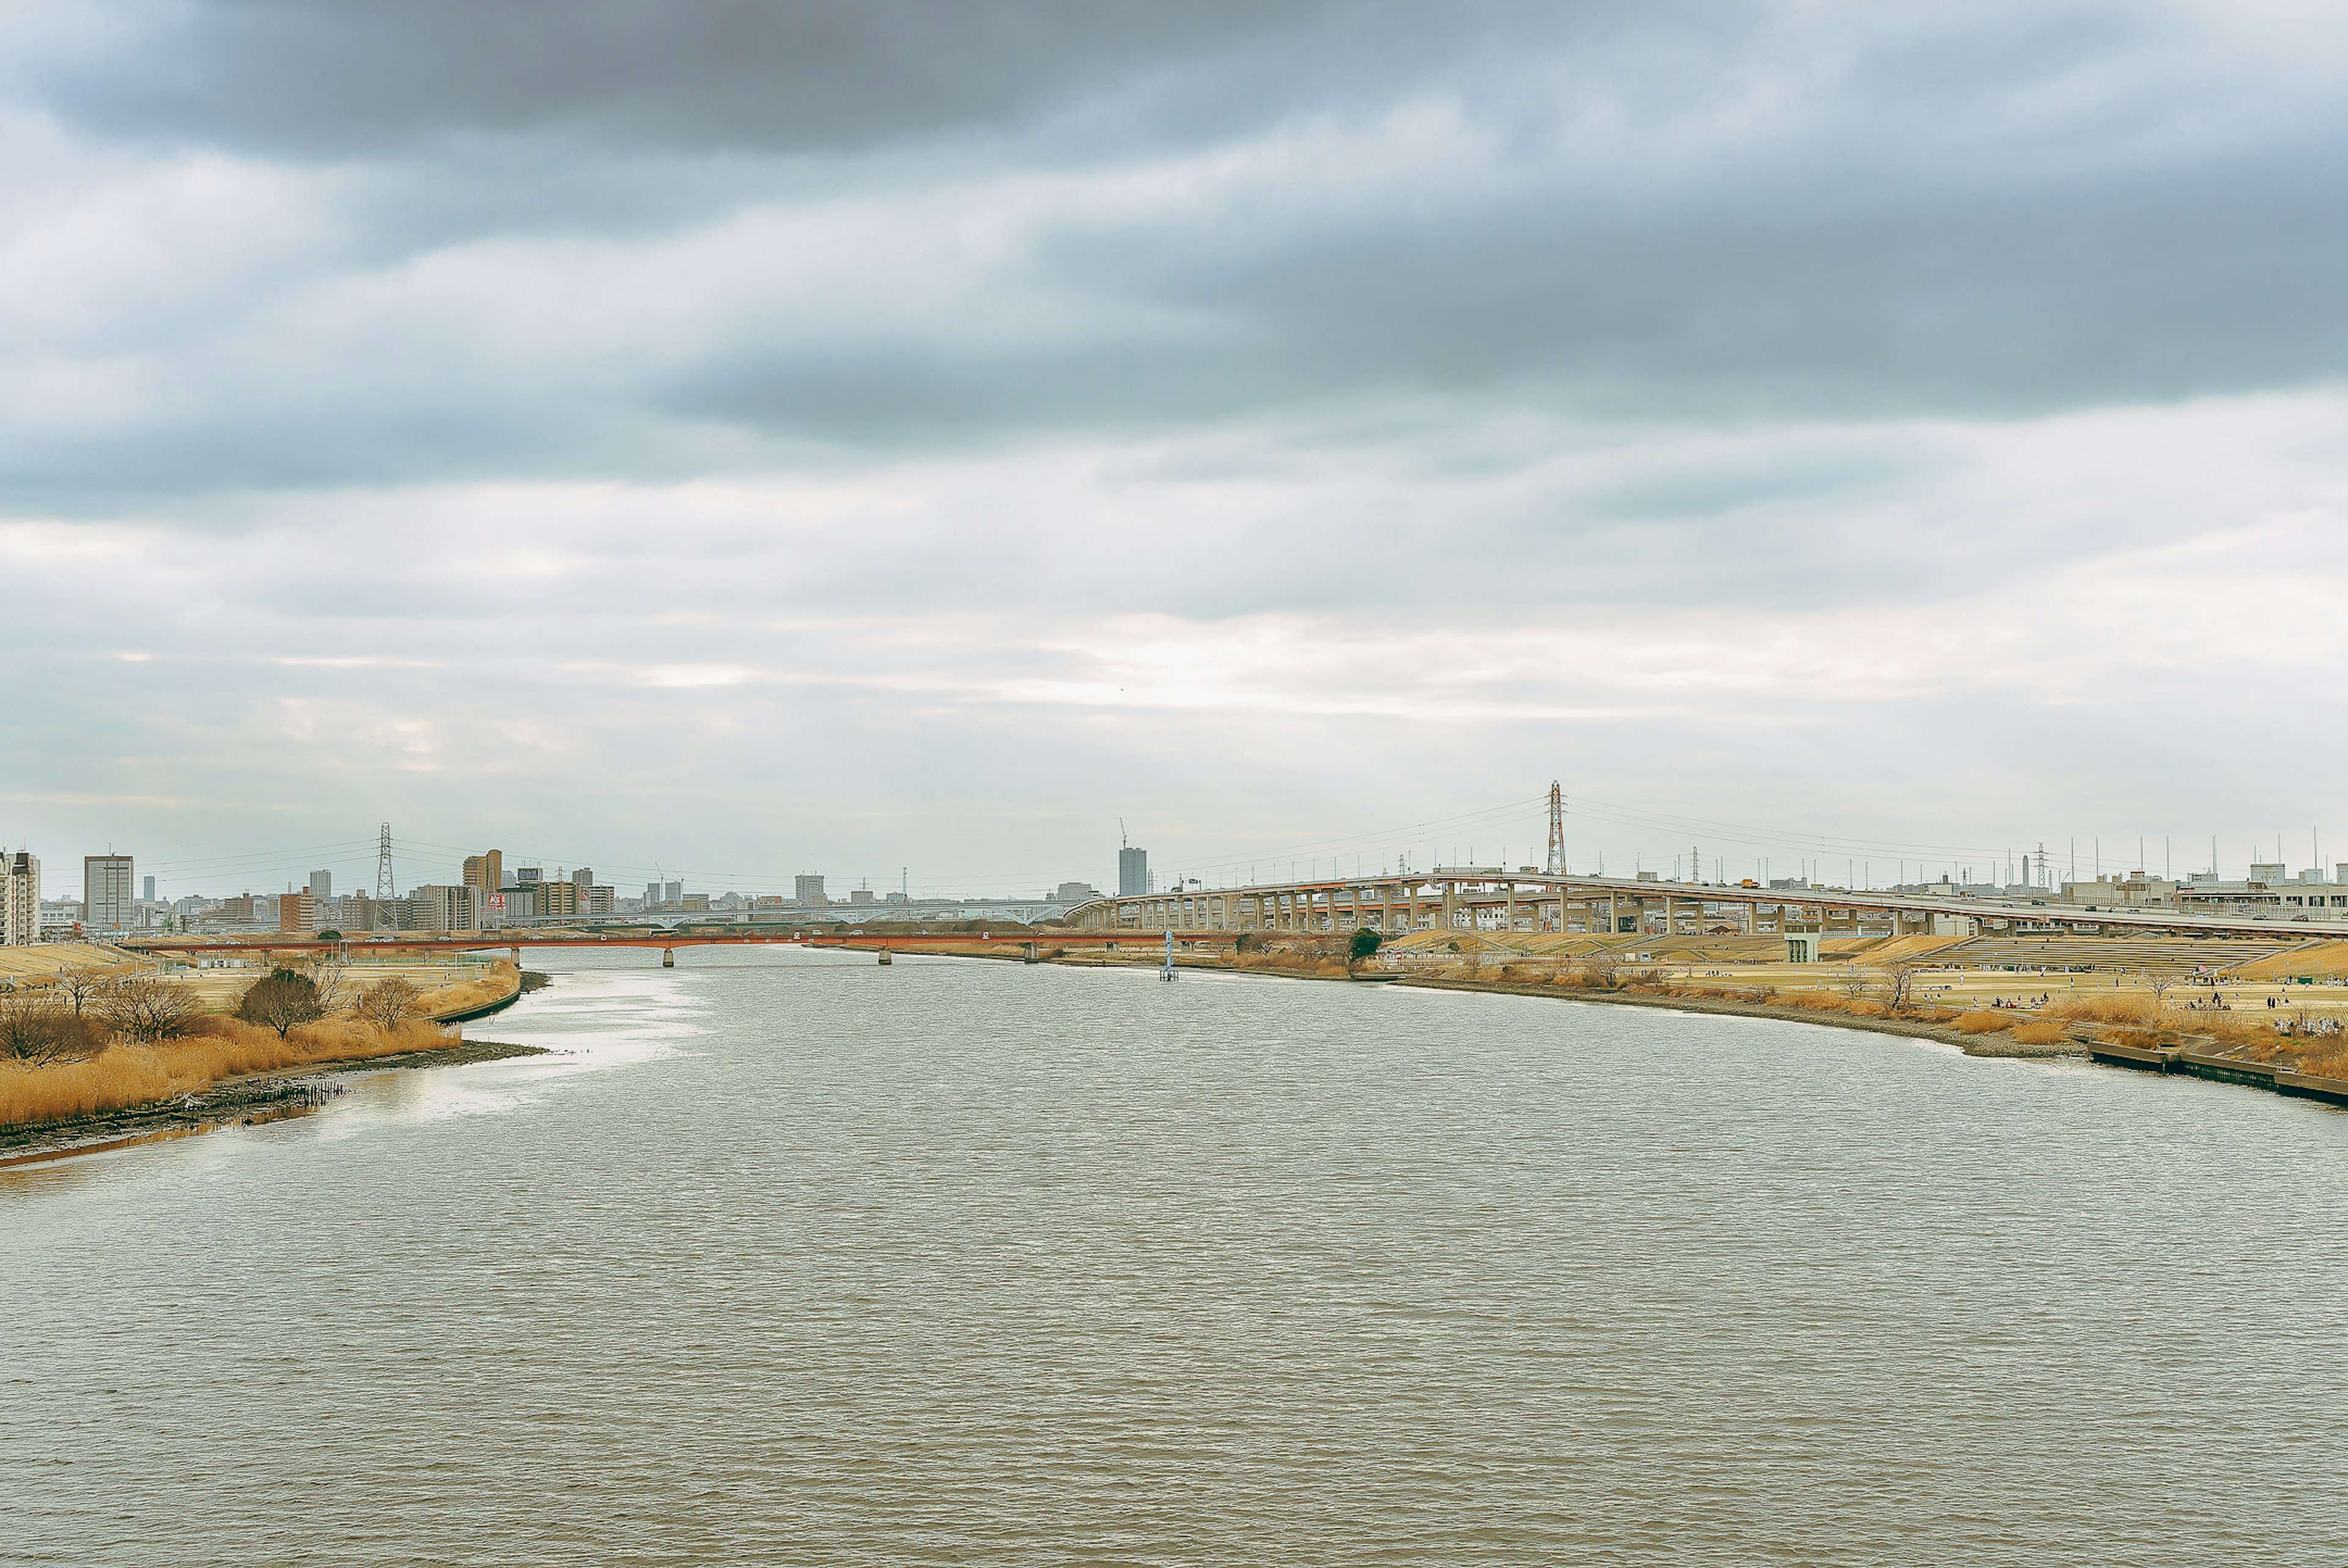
[1065,870,2348,945]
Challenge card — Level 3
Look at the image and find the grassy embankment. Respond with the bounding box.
[1042,931,2347,1072]
[1431,957,2348,1074]
[0,965,519,1133]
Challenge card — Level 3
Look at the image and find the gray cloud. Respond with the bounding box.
[40,0,1338,155]
[6,0,2341,515]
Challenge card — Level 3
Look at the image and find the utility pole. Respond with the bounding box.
[1690,844,1700,885]
[1546,781,1566,876]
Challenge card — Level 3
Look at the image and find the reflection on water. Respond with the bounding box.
[3,946,2346,1566]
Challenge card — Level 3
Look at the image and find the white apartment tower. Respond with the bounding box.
[2,852,39,946]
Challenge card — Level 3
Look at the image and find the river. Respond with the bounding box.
[4,947,2344,1564]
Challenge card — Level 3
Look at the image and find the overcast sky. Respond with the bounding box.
[7,1,2347,900]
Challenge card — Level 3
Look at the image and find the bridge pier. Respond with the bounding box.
[662,948,674,968]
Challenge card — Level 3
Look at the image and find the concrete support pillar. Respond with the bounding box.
[662,948,674,968]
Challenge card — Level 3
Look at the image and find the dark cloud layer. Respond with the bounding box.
[46,0,1336,153]
[10,1,2348,498]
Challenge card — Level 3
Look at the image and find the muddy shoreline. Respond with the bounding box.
[1022,946,2077,1058]
[1388,975,2081,1057]
[0,1039,550,1164]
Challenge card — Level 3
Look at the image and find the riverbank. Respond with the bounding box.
[0,1038,551,1163]
[1392,974,2083,1057]
[0,962,528,1139]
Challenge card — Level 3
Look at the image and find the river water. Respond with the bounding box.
[4,948,2344,1565]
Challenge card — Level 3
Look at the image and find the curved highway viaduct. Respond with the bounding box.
[1065,870,2348,947]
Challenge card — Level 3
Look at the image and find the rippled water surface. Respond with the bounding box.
[5,948,2346,1565]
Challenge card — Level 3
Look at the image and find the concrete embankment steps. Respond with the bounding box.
[1943,935,2295,973]
[2089,1038,2348,1107]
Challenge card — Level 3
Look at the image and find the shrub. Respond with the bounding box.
[1348,928,1383,964]
[237,968,325,1039]
[0,993,106,1063]
[94,974,201,1042]
[358,976,424,1029]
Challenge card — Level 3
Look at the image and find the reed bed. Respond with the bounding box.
[0,1015,454,1130]
[2295,1040,2348,1080]
[421,974,519,1018]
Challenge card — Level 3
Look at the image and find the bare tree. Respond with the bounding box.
[2144,970,2178,1010]
[237,969,324,1040]
[53,968,108,1018]
[1882,962,1921,1015]
[303,958,355,1017]
[357,976,423,1031]
[95,974,200,1043]
[0,992,99,1063]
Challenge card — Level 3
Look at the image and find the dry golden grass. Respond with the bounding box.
[2232,943,2348,981]
[1229,953,1351,980]
[419,971,518,1018]
[2046,995,2168,1026]
[2010,1021,2069,1045]
[1770,988,1886,1017]
[1953,1010,2015,1035]
[2294,1041,2348,1080]
[0,1015,454,1130]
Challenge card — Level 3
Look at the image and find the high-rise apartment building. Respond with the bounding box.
[279,889,317,933]
[308,869,333,902]
[408,884,481,932]
[84,854,135,930]
[2,852,38,946]
[795,874,826,906]
[574,866,593,891]
[1118,846,1148,897]
[463,851,504,896]
[644,882,664,907]
[142,874,157,902]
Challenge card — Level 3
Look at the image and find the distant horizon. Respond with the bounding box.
[20,814,2347,910]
